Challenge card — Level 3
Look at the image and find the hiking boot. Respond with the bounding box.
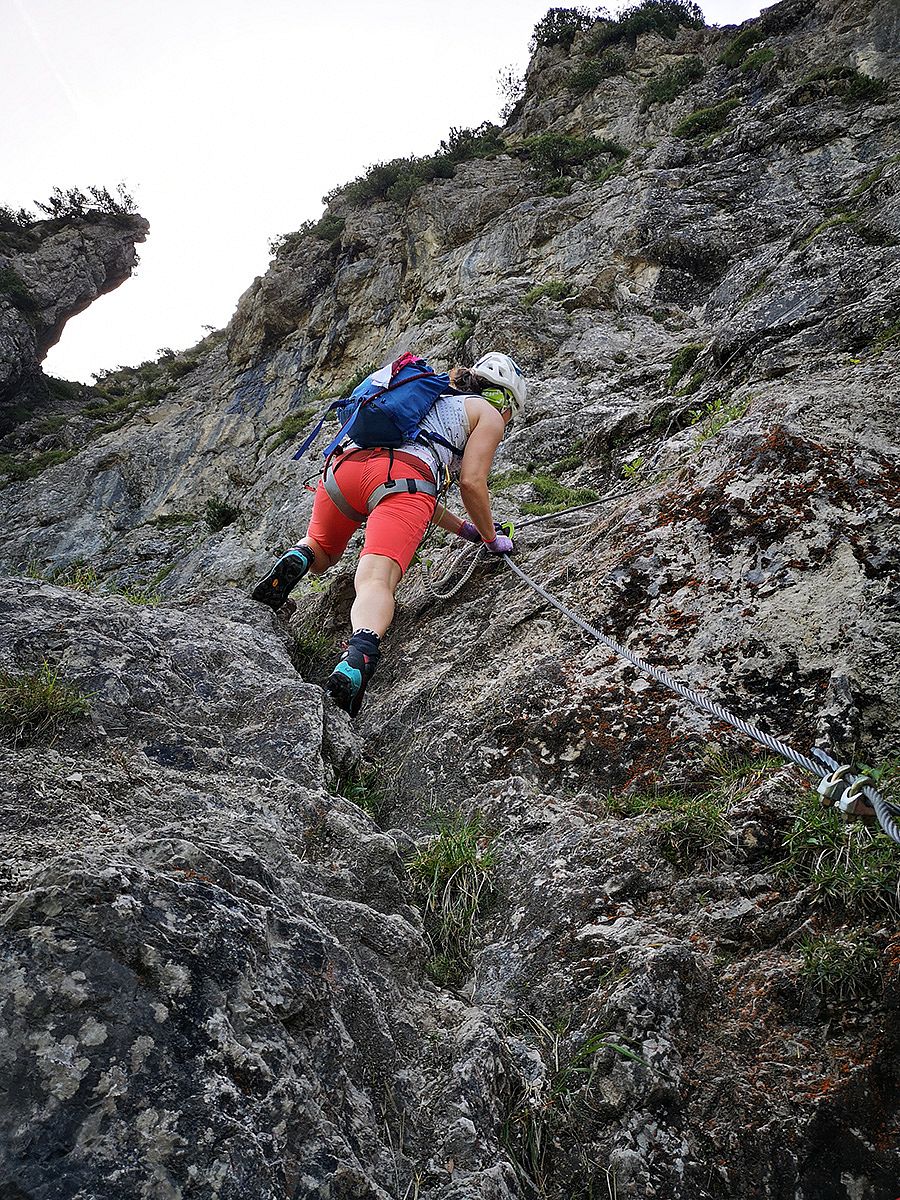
[251,547,314,610]
[325,632,380,718]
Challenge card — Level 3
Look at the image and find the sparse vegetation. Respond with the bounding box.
[262,407,316,454]
[522,132,628,193]
[569,50,627,94]
[523,280,573,307]
[673,98,742,139]
[798,932,882,1000]
[151,512,201,528]
[52,560,99,592]
[0,266,41,313]
[719,27,762,68]
[606,749,781,865]
[588,0,704,52]
[607,787,730,864]
[417,306,438,322]
[336,766,385,822]
[407,812,495,986]
[503,1012,647,1192]
[0,448,75,485]
[741,47,775,73]
[621,455,644,483]
[325,123,505,210]
[0,660,90,737]
[334,361,377,399]
[491,469,599,515]
[34,183,139,224]
[667,343,703,390]
[791,65,889,107]
[640,55,705,109]
[497,64,526,120]
[269,213,346,256]
[204,497,241,532]
[451,308,479,346]
[780,795,900,917]
[290,618,337,678]
[689,396,749,444]
[530,7,598,51]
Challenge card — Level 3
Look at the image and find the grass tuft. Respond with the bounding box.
[204,497,241,532]
[407,812,495,986]
[0,661,90,736]
[798,932,881,1000]
[522,280,573,308]
[673,98,741,139]
[780,795,900,917]
[689,396,748,444]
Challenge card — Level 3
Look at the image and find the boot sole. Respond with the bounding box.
[251,555,308,609]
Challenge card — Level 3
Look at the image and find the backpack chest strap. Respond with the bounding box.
[323,459,437,523]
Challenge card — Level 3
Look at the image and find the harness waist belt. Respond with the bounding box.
[323,465,437,523]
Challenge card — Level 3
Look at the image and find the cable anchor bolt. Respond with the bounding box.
[817,765,876,822]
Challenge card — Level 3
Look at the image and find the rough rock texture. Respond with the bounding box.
[0,212,147,412]
[2,0,900,1197]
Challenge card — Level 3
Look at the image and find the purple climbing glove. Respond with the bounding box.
[457,521,482,543]
[484,533,515,555]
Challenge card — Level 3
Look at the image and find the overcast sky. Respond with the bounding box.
[3,0,765,383]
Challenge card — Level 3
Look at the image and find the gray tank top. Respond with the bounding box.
[401,392,472,480]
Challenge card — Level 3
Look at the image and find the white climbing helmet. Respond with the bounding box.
[472,352,527,420]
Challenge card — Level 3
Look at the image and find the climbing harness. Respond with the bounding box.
[322,450,437,522]
[418,523,900,845]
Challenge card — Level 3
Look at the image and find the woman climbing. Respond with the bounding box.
[251,351,527,716]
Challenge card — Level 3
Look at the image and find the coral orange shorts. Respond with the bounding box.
[306,449,436,574]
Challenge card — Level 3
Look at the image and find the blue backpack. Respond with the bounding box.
[292,354,462,461]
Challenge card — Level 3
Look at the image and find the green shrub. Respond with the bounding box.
[689,396,748,443]
[34,183,138,221]
[0,267,40,313]
[673,98,741,139]
[589,0,704,52]
[491,469,599,515]
[417,306,438,321]
[741,47,775,73]
[204,497,241,532]
[323,122,504,210]
[667,343,703,389]
[336,766,385,821]
[407,812,495,986]
[640,55,705,108]
[0,205,35,231]
[780,796,900,917]
[452,307,479,345]
[0,448,75,485]
[0,660,90,736]
[523,280,573,307]
[798,933,881,1000]
[720,27,762,68]
[522,132,628,185]
[530,7,598,50]
[569,50,627,94]
[792,65,889,106]
[262,407,315,454]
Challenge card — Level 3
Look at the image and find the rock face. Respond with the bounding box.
[0,211,147,410]
[1,1,900,1197]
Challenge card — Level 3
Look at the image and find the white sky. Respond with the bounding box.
[2,0,764,383]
